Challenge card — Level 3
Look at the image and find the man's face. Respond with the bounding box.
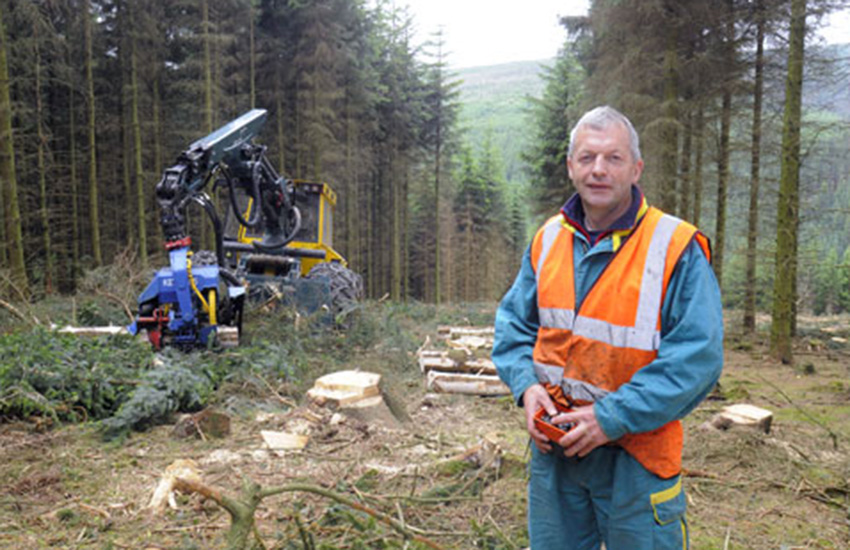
[567,123,644,226]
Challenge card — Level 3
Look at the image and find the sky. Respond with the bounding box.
[402,0,850,69]
[404,0,589,69]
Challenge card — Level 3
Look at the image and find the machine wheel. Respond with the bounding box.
[307,262,363,317]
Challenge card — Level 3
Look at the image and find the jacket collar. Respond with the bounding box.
[560,185,648,246]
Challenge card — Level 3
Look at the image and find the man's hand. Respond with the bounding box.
[553,405,611,458]
[522,384,558,453]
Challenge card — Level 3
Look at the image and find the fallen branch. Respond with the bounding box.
[0,298,38,325]
[174,477,446,550]
[95,290,134,322]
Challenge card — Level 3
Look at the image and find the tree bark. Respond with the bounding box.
[69,75,79,287]
[771,0,806,363]
[35,24,53,293]
[660,30,679,215]
[0,2,27,292]
[692,104,704,226]
[678,110,692,221]
[713,0,735,289]
[131,32,148,267]
[248,1,255,110]
[84,0,102,267]
[744,0,765,333]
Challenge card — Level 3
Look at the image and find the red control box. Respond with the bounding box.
[533,406,575,442]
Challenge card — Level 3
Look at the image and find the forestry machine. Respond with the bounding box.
[128,109,362,350]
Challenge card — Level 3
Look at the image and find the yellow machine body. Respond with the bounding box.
[235,180,347,276]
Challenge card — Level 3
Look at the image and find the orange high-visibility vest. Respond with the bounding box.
[530,206,710,479]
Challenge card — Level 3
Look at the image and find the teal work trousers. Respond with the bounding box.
[528,445,688,550]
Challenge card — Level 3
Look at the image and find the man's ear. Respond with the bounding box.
[632,158,644,183]
[566,155,574,181]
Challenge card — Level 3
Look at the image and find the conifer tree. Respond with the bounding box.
[0,1,27,293]
[771,0,807,364]
[83,0,102,267]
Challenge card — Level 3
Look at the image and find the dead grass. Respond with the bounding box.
[1,310,849,549]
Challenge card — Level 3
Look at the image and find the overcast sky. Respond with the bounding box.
[401,1,850,69]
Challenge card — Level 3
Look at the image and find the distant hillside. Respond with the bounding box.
[805,42,850,119]
[456,59,550,185]
[454,43,849,189]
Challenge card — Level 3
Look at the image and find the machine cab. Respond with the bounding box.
[224,180,346,277]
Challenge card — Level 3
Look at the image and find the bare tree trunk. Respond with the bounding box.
[692,104,704,227]
[434,118,442,304]
[248,2,255,110]
[0,2,27,292]
[714,0,735,289]
[771,0,806,364]
[131,33,148,267]
[744,0,765,333]
[84,0,102,267]
[678,110,692,222]
[199,0,213,250]
[69,76,79,286]
[35,25,53,293]
[660,31,679,215]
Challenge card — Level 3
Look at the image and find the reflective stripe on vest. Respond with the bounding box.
[529,207,704,479]
[534,212,681,351]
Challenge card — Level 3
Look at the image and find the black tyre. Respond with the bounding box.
[307,262,363,316]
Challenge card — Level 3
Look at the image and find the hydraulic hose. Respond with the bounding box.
[224,162,263,229]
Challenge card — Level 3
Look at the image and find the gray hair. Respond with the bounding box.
[567,106,642,162]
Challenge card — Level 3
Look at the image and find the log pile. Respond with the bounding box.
[417,326,509,396]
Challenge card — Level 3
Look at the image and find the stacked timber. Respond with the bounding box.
[418,326,509,396]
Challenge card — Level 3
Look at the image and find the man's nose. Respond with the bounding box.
[591,156,607,176]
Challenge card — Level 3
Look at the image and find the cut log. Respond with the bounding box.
[57,325,130,336]
[437,326,495,338]
[261,430,309,455]
[426,371,509,396]
[446,335,492,350]
[710,404,773,433]
[418,355,456,373]
[417,354,497,375]
[307,370,381,407]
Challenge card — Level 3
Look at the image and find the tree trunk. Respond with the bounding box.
[0,2,27,292]
[714,90,731,288]
[692,104,704,227]
[660,31,679,215]
[678,110,692,222]
[84,0,102,267]
[35,25,53,293]
[771,0,806,363]
[744,0,765,333]
[131,33,148,267]
[714,1,735,289]
[434,115,442,304]
[248,2,255,109]
[69,76,79,287]
[202,0,212,134]
[200,0,213,250]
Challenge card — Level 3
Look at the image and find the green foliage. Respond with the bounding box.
[522,43,584,221]
[100,356,212,440]
[0,328,152,421]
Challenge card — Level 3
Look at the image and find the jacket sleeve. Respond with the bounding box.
[594,240,724,440]
[493,245,540,407]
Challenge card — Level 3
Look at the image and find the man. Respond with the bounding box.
[493,106,723,550]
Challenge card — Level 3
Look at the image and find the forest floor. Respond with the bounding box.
[1,303,849,549]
